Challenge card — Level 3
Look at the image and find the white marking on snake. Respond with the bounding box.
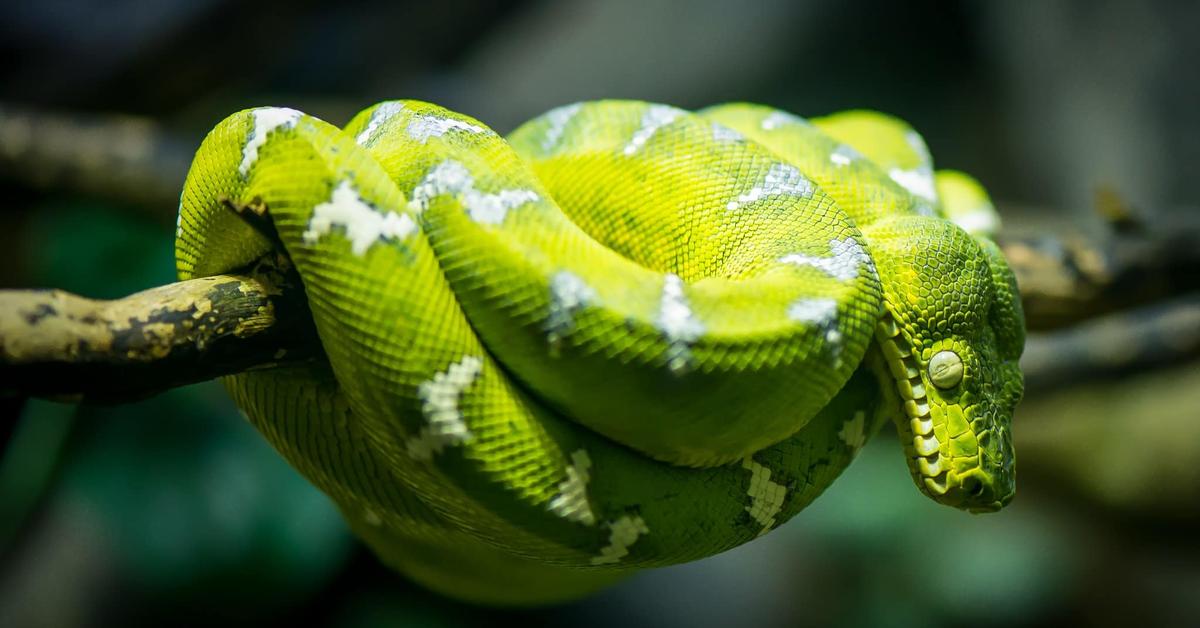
[545,271,597,349]
[356,101,405,145]
[741,457,786,537]
[711,122,744,142]
[409,160,473,212]
[779,237,874,282]
[239,107,302,177]
[830,144,861,167]
[839,410,868,451]
[623,105,681,155]
[787,297,841,347]
[467,189,539,225]
[951,207,999,235]
[407,356,483,460]
[541,103,583,152]
[408,159,539,224]
[656,274,705,374]
[175,202,183,238]
[303,181,417,256]
[905,130,930,155]
[591,516,650,565]
[547,449,596,525]
[726,163,814,211]
[889,166,938,202]
[761,110,808,130]
[407,115,486,144]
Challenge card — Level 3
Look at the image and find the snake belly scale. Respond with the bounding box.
[175,99,1025,604]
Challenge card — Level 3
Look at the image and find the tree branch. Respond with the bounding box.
[1000,194,1200,331]
[2,191,1198,402]
[1021,293,1200,394]
[0,255,321,403]
[0,103,192,217]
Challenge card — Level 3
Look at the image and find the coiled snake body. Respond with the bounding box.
[176,100,1025,604]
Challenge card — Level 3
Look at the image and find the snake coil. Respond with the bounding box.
[176,100,1025,604]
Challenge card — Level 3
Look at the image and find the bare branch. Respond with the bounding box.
[999,199,1200,331]
[1022,293,1200,394]
[2,180,1199,403]
[0,255,321,403]
[0,103,191,217]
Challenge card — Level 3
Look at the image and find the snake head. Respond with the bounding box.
[865,215,1025,513]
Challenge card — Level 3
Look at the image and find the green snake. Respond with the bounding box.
[174,99,1025,605]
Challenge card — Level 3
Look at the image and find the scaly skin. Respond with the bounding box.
[704,104,1025,510]
[175,100,1024,605]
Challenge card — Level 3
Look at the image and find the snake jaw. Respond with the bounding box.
[875,311,1012,512]
[876,313,948,493]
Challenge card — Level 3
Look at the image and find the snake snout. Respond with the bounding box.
[929,467,1013,513]
[956,474,1007,513]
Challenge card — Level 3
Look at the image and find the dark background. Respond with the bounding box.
[2,1,1198,627]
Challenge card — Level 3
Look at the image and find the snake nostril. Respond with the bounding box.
[961,477,985,499]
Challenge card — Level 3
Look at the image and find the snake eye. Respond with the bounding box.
[929,350,964,389]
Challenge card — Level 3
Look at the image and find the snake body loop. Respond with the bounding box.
[176,100,1025,604]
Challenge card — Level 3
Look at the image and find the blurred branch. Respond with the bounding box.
[0,103,191,218]
[1022,293,1200,394]
[0,255,321,403]
[999,193,1200,331]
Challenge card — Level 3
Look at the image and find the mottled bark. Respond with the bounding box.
[0,255,320,403]
[1001,198,1200,331]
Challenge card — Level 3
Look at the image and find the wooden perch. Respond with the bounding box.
[2,230,1198,403]
[1021,293,1200,394]
[1001,193,1200,331]
[0,255,321,403]
[1,129,1198,403]
[0,103,192,216]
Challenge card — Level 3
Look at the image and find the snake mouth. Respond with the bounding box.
[874,312,948,495]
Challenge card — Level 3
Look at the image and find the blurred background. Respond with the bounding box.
[2,1,1199,627]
